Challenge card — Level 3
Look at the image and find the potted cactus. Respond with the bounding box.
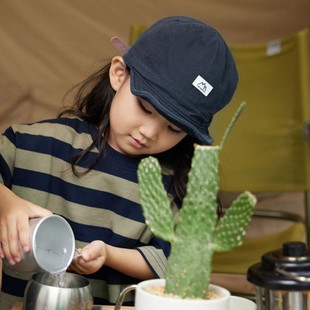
[117,103,257,310]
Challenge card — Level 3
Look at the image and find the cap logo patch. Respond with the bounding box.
[192,75,213,97]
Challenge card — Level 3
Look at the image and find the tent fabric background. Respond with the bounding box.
[0,0,309,295]
[0,0,309,131]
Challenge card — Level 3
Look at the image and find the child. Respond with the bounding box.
[0,16,238,307]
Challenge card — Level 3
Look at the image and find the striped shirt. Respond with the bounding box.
[0,117,174,308]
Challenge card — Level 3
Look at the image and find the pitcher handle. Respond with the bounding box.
[114,284,138,310]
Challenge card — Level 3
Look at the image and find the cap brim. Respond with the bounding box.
[129,69,213,145]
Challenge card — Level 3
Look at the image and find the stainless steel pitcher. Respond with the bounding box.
[24,272,93,309]
[247,241,310,310]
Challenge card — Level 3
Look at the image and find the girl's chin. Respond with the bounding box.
[108,143,146,157]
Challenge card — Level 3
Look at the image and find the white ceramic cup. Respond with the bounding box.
[4,214,75,274]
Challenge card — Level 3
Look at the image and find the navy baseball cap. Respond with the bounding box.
[112,16,238,145]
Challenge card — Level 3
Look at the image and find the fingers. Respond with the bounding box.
[0,243,4,259]
[69,241,107,275]
[0,199,51,264]
[70,255,105,275]
[0,217,23,264]
[69,258,91,274]
[34,208,53,218]
[17,215,30,253]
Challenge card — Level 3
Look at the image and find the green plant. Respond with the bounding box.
[137,103,257,299]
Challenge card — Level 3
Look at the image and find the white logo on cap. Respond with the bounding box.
[192,75,213,97]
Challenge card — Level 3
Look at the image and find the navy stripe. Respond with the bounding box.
[16,133,86,162]
[86,265,140,285]
[2,272,27,297]
[67,219,146,247]
[0,155,12,187]
[14,132,141,182]
[14,168,145,222]
[2,127,16,145]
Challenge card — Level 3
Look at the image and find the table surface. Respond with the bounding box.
[12,303,134,310]
[93,307,134,310]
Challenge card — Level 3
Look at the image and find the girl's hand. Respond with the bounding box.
[69,240,154,280]
[69,241,107,275]
[0,185,52,264]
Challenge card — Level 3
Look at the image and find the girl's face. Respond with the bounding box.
[108,70,186,156]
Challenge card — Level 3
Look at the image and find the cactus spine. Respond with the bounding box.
[137,103,257,299]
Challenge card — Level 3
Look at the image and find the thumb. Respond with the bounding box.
[81,241,106,261]
[30,208,53,218]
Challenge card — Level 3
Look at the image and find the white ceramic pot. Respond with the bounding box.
[134,279,230,310]
[115,279,256,310]
[230,295,256,310]
[115,279,257,310]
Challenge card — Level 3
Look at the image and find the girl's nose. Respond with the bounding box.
[139,121,161,140]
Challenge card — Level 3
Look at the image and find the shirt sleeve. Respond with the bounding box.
[136,237,170,278]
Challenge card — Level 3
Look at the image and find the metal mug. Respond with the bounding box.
[4,214,75,274]
[23,271,93,309]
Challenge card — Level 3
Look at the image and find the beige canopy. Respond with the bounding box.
[1,0,310,295]
[0,0,309,131]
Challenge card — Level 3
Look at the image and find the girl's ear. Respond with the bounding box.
[109,56,128,91]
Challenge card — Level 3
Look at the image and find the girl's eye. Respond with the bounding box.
[138,100,184,135]
[138,101,152,114]
[168,125,183,134]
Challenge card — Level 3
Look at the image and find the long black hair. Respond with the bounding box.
[59,60,198,200]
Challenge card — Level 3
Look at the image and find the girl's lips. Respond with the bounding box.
[130,137,145,149]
